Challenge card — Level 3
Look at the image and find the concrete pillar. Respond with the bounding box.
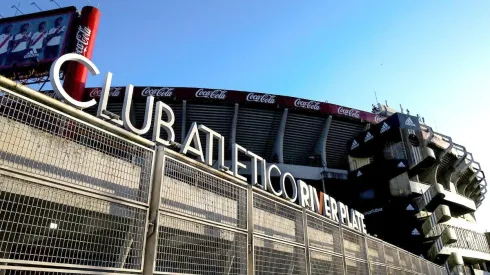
[313,115,332,167]
[272,108,288,163]
[229,103,239,149]
[181,100,187,143]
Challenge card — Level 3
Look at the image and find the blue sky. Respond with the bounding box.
[2,1,490,228]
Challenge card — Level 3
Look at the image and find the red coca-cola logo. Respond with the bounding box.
[89,87,122,98]
[374,115,385,123]
[195,89,227,99]
[293,99,320,110]
[337,107,360,118]
[141,87,174,97]
[246,93,276,104]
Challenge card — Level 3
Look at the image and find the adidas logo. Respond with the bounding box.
[364,132,374,142]
[397,162,406,168]
[380,122,390,133]
[351,140,359,150]
[357,171,362,177]
[406,204,415,211]
[405,117,416,127]
[411,228,420,236]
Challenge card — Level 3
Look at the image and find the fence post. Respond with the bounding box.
[247,185,254,275]
[338,216,347,275]
[363,234,373,275]
[303,209,311,275]
[142,145,165,275]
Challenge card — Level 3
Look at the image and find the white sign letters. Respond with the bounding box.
[49,54,367,234]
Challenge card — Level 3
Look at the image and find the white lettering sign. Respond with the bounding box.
[49,53,367,234]
[338,106,361,119]
[246,93,276,104]
[294,99,321,110]
[142,87,174,97]
[195,89,227,99]
[89,87,122,98]
[374,115,385,123]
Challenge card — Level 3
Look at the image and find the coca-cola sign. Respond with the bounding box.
[246,93,276,104]
[74,25,91,56]
[195,89,227,100]
[293,99,321,110]
[337,107,360,119]
[141,87,174,97]
[89,87,122,98]
[374,115,385,123]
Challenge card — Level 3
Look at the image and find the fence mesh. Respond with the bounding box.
[253,193,304,244]
[154,214,247,274]
[161,157,248,229]
[342,230,367,260]
[254,236,307,275]
[0,91,153,204]
[370,263,388,275]
[345,258,369,275]
[307,214,343,254]
[0,174,147,270]
[367,238,386,264]
[309,250,344,275]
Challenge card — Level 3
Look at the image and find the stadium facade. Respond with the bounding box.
[0,4,489,274]
[41,63,490,274]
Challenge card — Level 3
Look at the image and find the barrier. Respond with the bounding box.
[0,80,446,274]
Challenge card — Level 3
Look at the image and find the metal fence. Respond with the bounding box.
[0,81,447,274]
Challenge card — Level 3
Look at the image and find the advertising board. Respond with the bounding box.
[0,7,77,80]
[80,86,386,124]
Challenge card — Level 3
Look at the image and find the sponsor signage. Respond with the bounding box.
[49,53,369,234]
[79,86,385,124]
[62,6,101,101]
[246,93,276,104]
[141,87,174,97]
[195,88,227,99]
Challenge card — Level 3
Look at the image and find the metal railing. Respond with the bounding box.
[0,80,449,274]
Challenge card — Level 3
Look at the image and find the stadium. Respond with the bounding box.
[0,3,489,275]
[78,83,490,271]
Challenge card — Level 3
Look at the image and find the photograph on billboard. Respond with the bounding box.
[0,7,77,80]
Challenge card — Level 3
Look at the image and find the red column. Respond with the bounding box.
[62,6,101,101]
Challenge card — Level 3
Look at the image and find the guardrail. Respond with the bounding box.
[0,80,447,274]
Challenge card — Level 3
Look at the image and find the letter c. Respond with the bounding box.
[50,53,98,109]
[267,164,282,196]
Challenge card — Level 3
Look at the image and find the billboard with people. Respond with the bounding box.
[0,7,76,80]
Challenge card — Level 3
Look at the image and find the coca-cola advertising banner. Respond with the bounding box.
[82,86,385,124]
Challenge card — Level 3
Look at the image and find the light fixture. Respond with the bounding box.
[49,222,58,230]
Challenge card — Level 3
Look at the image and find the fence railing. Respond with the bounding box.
[0,80,447,274]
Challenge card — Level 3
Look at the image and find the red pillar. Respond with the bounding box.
[62,6,101,101]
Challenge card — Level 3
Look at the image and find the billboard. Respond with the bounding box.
[0,7,77,80]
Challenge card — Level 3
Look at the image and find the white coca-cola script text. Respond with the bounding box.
[141,87,174,97]
[337,107,360,118]
[246,93,276,104]
[75,25,91,56]
[195,89,227,99]
[294,99,321,110]
[89,87,122,98]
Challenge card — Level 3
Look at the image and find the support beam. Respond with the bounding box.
[450,153,473,187]
[229,103,239,149]
[313,115,332,167]
[181,100,187,143]
[272,108,288,163]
